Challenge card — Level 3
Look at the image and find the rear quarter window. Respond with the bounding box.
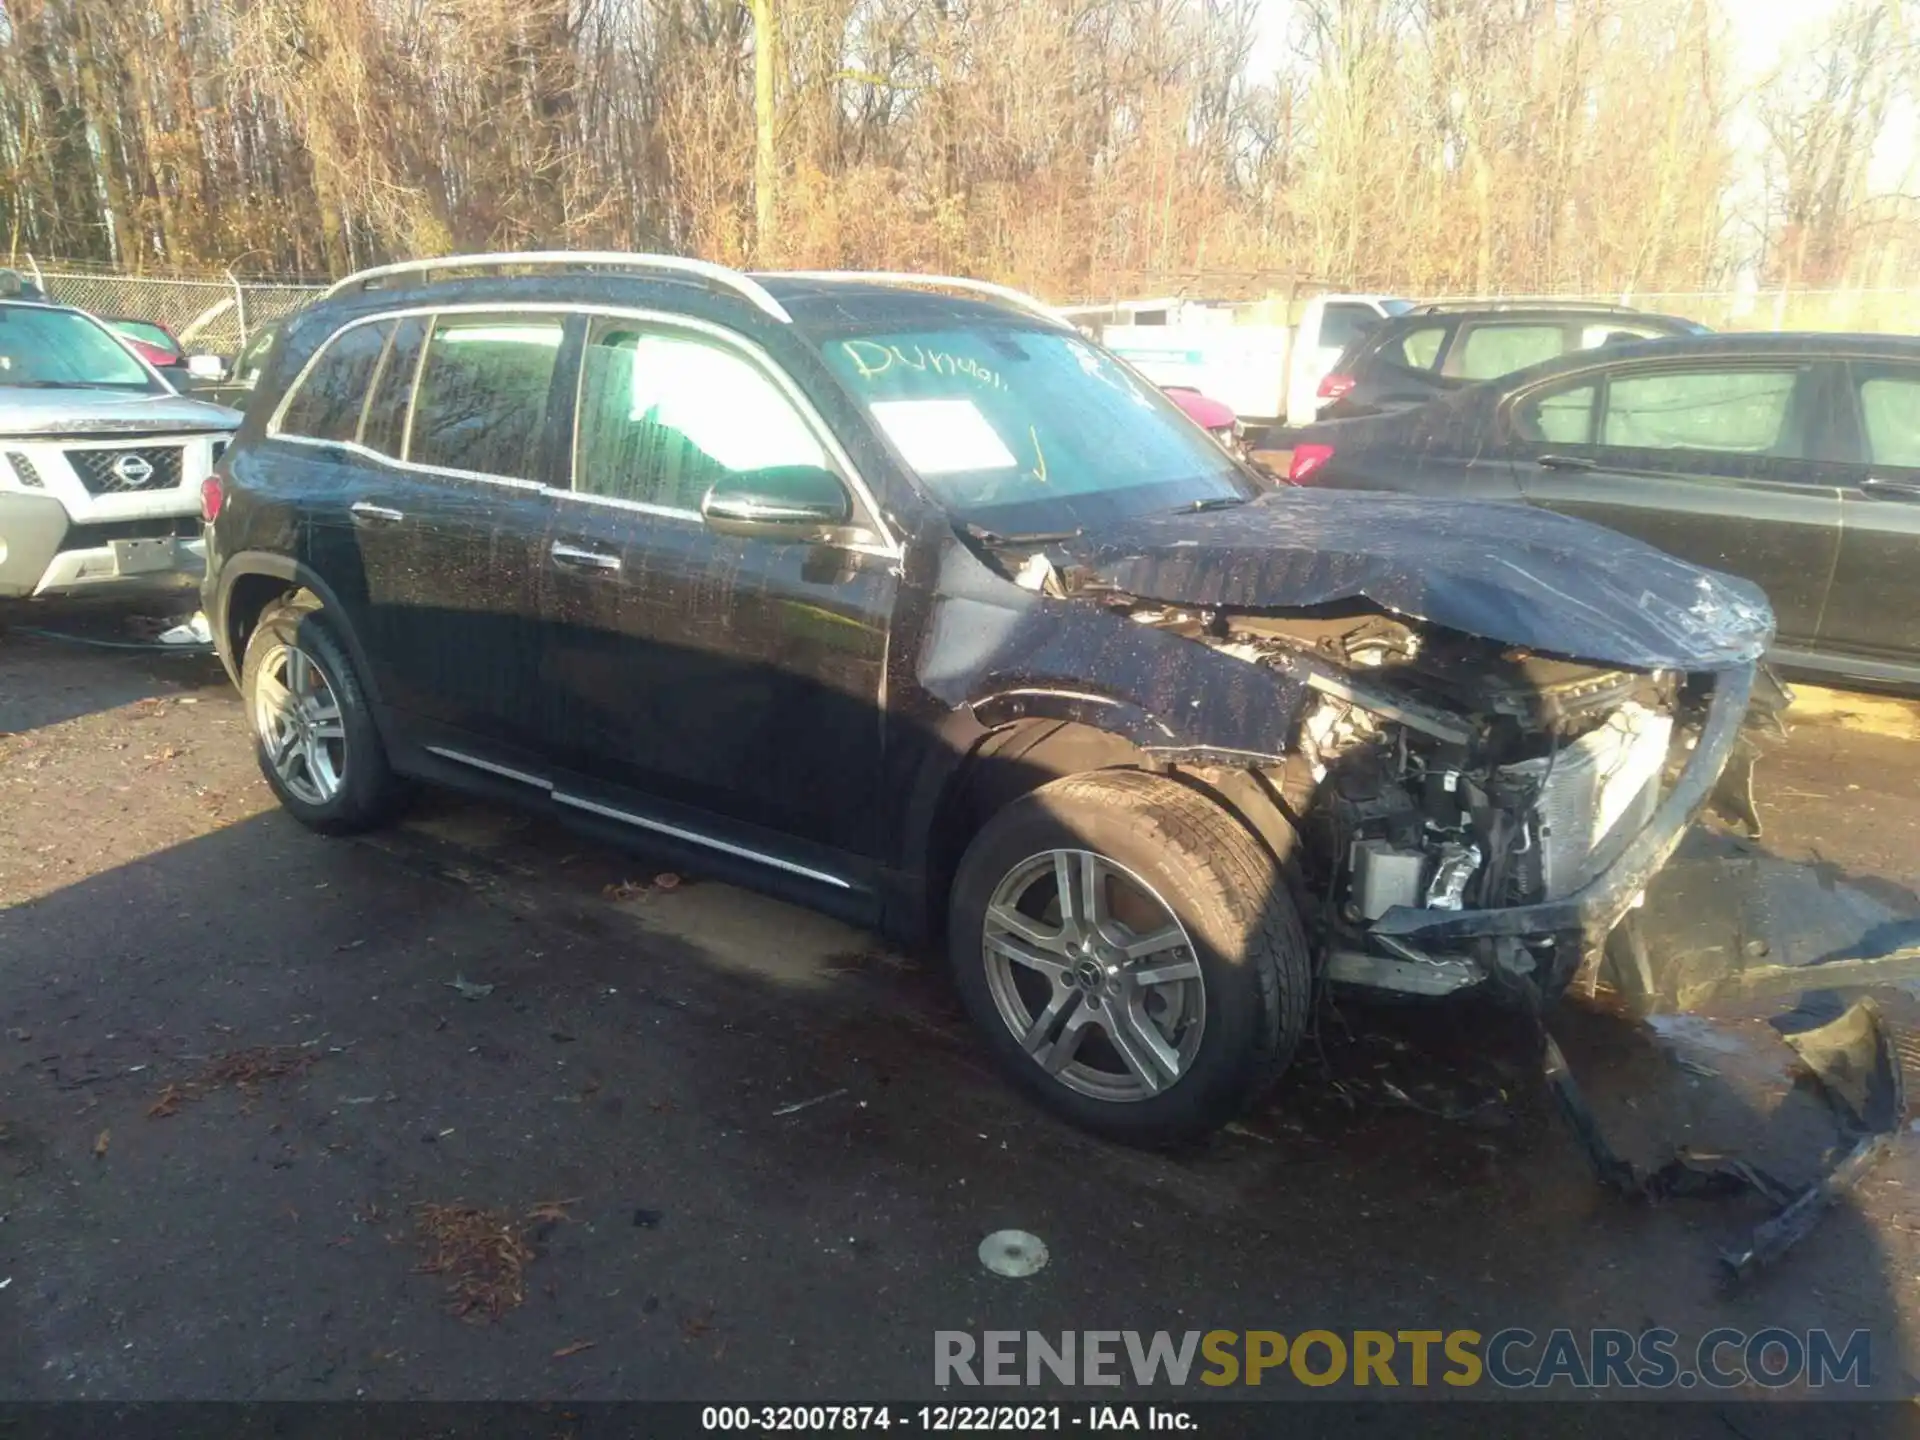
[1394,325,1448,370]
[277,321,393,444]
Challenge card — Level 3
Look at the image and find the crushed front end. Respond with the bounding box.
[1191,610,1758,1005]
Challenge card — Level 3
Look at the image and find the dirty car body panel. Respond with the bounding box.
[205,265,1774,1130]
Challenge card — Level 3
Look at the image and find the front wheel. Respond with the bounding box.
[948,770,1312,1146]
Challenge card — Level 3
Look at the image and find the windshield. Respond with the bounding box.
[818,323,1251,534]
[0,306,162,391]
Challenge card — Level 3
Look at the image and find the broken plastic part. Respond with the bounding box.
[1542,999,1904,1290]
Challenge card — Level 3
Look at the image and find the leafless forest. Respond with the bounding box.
[1,0,1914,296]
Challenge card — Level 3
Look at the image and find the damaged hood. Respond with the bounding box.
[1063,488,1774,671]
[0,388,241,437]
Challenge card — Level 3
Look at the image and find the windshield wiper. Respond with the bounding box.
[963,521,1082,546]
[1177,495,1250,514]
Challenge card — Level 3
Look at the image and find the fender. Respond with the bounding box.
[207,550,390,716]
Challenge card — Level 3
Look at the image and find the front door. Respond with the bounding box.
[538,316,894,873]
[1506,359,1843,648]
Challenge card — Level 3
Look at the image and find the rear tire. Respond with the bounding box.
[241,600,401,835]
[948,770,1312,1146]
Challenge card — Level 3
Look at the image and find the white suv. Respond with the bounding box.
[0,295,239,599]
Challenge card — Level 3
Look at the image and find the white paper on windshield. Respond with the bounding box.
[870,399,1018,474]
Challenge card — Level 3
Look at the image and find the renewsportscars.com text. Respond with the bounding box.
[934,1328,1871,1390]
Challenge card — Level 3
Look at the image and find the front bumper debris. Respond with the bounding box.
[1544,999,1905,1288]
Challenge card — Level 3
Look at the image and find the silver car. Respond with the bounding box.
[0,295,239,599]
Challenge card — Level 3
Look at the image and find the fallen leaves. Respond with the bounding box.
[92,1128,110,1159]
[411,1198,578,1322]
[603,872,689,902]
[551,1340,597,1360]
[146,1046,321,1118]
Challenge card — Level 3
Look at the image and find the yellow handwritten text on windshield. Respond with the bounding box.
[841,340,1006,391]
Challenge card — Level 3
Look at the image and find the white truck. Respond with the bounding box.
[1064,293,1413,432]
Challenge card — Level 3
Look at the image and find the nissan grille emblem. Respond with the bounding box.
[110,453,155,487]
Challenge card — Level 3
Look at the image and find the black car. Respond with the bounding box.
[188,320,284,411]
[202,255,1771,1144]
[1291,332,1920,693]
[1315,304,1706,422]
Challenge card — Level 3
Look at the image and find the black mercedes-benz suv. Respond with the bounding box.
[203,254,1773,1144]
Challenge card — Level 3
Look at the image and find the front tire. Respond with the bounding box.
[241,600,401,835]
[948,770,1312,1146]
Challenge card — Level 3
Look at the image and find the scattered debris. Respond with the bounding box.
[146,1045,322,1118]
[633,1208,663,1229]
[603,879,650,902]
[411,1200,577,1322]
[979,1229,1048,1278]
[653,872,682,891]
[157,613,214,646]
[771,1088,847,1117]
[445,976,494,1001]
[552,1340,597,1360]
[1544,999,1905,1289]
[91,1129,110,1159]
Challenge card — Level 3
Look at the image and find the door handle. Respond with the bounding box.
[350,501,405,524]
[550,542,623,572]
[1536,454,1597,473]
[1863,475,1920,503]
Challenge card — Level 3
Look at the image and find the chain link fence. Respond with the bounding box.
[15,257,324,357]
[13,254,1920,345]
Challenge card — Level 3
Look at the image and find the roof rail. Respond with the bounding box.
[1415,299,1642,315]
[763,271,1064,324]
[322,251,793,322]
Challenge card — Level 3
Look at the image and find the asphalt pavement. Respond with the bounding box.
[3,599,1920,1408]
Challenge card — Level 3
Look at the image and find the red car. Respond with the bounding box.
[1162,384,1248,459]
[105,317,190,378]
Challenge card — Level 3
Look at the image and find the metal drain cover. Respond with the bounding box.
[978,1229,1048,1278]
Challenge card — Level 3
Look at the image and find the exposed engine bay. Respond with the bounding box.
[1120,602,1702,997]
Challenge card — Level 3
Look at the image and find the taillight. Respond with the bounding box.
[200,475,224,522]
[1317,373,1356,401]
[1288,443,1335,483]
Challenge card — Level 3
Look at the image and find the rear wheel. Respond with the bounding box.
[241,600,401,834]
[948,770,1312,1145]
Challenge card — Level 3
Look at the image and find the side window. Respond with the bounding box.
[1318,302,1385,352]
[409,314,565,480]
[1857,375,1920,468]
[573,321,831,513]
[276,321,392,443]
[1453,324,1567,381]
[1395,325,1448,370]
[360,317,427,458]
[1601,369,1798,453]
[235,326,277,388]
[1516,383,1597,445]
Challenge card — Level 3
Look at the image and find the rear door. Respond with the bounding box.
[1820,360,1920,670]
[373,310,569,758]
[1507,358,1841,646]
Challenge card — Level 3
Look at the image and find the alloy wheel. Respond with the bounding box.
[980,849,1206,1102]
[252,642,347,806]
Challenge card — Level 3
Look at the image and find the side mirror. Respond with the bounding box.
[187,354,229,381]
[701,466,853,540]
